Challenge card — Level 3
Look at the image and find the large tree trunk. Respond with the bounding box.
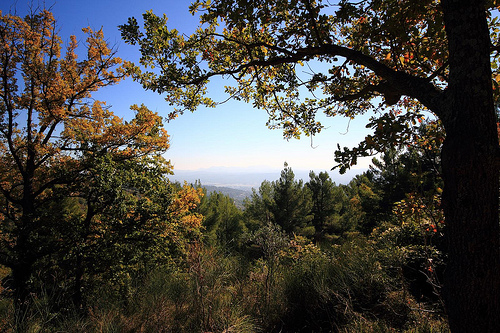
[440,1,500,331]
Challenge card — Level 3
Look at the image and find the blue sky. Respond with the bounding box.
[3,0,374,174]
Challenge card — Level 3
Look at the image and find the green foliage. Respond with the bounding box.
[0,9,173,325]
[116,0,487,165]
[0,4,466,331]
[307,171,338,230]
[120,4,500,328]
[271,163,313,233]
[243,180,275,231]
[0,230,449,333]
[199,191,246,250]
[244,163,313,236]
[369,122,443,217]
[339,174,381,235]
[242,154,441,243]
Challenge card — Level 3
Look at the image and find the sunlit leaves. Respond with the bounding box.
[0,10,173,282]
[170,182,204,230]
[339,0,447,78]
[0,10,172,207]
[119,1,343,138]
[119,0,454,144]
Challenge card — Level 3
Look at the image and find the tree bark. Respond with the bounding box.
[12,147,38,328]
[440,1,500,331]
[12,219,36,330]
[12,259,34,329]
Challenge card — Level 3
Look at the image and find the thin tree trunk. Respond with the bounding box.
[441,1,500,331]
[12,226,35,331]
[13,150,37,329]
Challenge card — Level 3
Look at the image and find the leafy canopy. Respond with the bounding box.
[0,9,171,282]
[120,0,499,167]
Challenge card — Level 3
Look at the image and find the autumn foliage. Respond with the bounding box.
[0,9,203,326]
[119,1,500,331]
[0,1,499,331]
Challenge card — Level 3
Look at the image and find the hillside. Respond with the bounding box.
[202,185,251,209]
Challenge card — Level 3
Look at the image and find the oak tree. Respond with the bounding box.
[0,9,172,319]
[54,156,203,310]
[119,1,500,331]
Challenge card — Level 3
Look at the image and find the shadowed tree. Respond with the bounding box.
[306,171,336,237]
[199,191,245,250]
[243,180,275,232]
[119,1,500,330]
[271,163,312,234]
[0,10,170,322]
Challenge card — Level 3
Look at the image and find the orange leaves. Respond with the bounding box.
[0,10,172,223]
[425,224,438,233]
[393,191,444,236]
[171,183,204,214]
[170,182,204,230]
[63,102,170,160]
[0,9,127,142]
[181,214,204,229]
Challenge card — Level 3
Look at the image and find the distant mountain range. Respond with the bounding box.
[168,166,366,191]
[167,166,367,209]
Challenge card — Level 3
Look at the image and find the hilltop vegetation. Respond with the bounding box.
[1,130,449,331]
[2,1,500,331]
[201,185,251,209]
[120,1,500,330]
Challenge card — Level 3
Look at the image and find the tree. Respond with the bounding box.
[0,10,171,321]
[199,190,245,250]
[370,121,443,212]
[119,1,500,330]
[243,164,313,235]
[244,180,275,230]
[306,171,336,231]
[271,163,312,234]
[53,157,203,311]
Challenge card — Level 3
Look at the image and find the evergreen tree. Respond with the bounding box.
[120,2,500,328]
[243,180,275,231]
[306,171,336,231]
[370,123,443,223]
[271,163,312,234]
[200,191,245,251]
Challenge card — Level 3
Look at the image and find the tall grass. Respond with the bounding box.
[0,237,448,332]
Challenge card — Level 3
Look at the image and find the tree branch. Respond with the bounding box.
[181,42,444,115]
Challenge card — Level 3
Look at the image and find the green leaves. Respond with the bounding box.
[334,109,443,174]
[120,0,449,147]
[121,0,498,176]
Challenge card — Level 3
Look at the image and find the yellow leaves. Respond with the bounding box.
[393,190,444,231]
[63,102,170,159]
[0,10,173,218]
[181,214,204,229]
[1,9,127,135]
[170,182,204,230]
[399,55,405,65]
[171,183,204,214]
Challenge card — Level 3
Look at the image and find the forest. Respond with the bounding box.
[1,0,500,332]
[1,130,451,332]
